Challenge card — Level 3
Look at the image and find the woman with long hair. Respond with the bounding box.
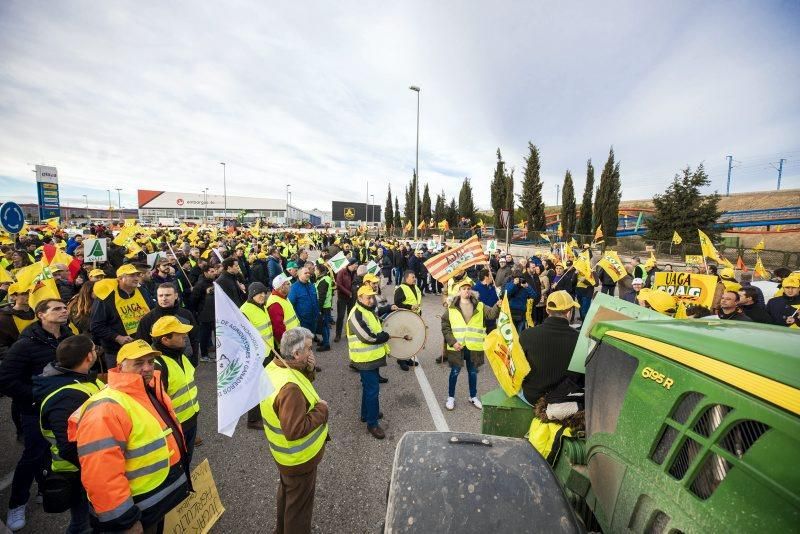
[67,280,95,334]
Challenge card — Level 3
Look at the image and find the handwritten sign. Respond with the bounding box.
[164,459,225,534]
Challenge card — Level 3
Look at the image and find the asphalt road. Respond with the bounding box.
[0,286,499,533]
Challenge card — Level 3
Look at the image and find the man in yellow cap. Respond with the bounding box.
[0,284,35,360]
[88,268,106,282]
[518,291,581,406]
[90,264,151,369]
[150,316,201,462]
[636,288,677,315]
[767,273,800,327]
[69,340,189,532]
[347,285,401,439]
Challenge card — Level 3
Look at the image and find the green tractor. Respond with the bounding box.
[385,319,799,533]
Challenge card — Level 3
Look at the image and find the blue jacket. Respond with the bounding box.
[504,280,538,313]
[288,280,321,330]
[474,281,499,309]
[267,257,283,285]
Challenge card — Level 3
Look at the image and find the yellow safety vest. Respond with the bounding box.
[399,284,421,314]
[114,289,150,335]
[76,388,176,496]
[241,302,275,352]
[527,417,574,465]
[446,303,486,351]
[260,362,328,466]
[12,314,36,335]
[40,380,104,473]
[155,355,199,424]
[266,294,300,331]
[315,275,334,309]
[346,304,389,363]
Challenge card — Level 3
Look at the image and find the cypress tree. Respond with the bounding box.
[595,147,622,238]
[458,177,477,224]
[433,191,446,223]
[490,149,507,229]
[560,170,577,238]
[647,163,724,242]
[384,186,394,230]
[394,197,401,230]
[446,198,458,227]
[421,183,432,222]
[577,159,594,235]
[519,142,545,231]
[404,171,420,223]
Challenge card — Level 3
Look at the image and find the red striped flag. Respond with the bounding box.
[423,235,488,282]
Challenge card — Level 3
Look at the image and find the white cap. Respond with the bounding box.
[272,273,291,289]
[632,277,644,285]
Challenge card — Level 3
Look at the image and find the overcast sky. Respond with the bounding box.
[1,1,798,213]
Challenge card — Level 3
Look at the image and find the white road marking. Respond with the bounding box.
[414,363,450,432]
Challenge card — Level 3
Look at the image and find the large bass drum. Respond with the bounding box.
[382,310,427,359]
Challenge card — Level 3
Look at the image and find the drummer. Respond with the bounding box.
[393,270,422,372]
[441,277,500,411]
[347,285,401,440]
[364,272,392,383]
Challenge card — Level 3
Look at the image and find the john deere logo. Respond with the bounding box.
[344,207,355,220]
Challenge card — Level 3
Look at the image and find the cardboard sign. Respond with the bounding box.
[164,459,225,534]
[653,272,718,309]
[83,238,107,262]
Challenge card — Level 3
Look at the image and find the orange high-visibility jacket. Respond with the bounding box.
[68,369,189,531]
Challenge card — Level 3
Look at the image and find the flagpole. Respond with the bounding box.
[167,240,194,290]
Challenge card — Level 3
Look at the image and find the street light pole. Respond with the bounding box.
[82,195,88,218]
[106,189,111,220]
[202,188,209,224]
[286,184,291,227]
[409,85,420,241]
[115,188,122,223]
[370,194,375,234]
[220,162,227,226]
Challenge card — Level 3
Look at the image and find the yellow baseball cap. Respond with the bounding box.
[363,273,380,283]
[782,274,800,288]
[546,290,580,311]
[719,267,736,281]
[116,339,160,364]
[7,282,28,295]
[358,285,377,297]
[638,288,677,314]
[151,316,193,338]
[116,264,141,277]
[89,268,106,278]
[455,277,474,289]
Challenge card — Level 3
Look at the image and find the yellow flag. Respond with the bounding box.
[124,218,137,227]
[441,220,450,232]
[674,301,689,320]
[483,294,531,397]
[516,220,527,230]
[0,267,13,284]
[557,222,563,237]
[697,230,722,262]
[15,262,60,306]
[574,251,595,285]
[477,219,485,228]
[596,250,627,282]
[568,238,578,249]
[754,255,768,279]
[43,217,60,229]
[418,220,427,231]
[539,233,550,242]
[404,221,412,232]
[594,225,604,243]
[752,239,765,252]
[672,231,682,245]
[645,251,657,271]
[719,256,734,269]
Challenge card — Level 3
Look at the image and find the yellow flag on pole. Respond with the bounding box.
[672,231,682,245]
[596,250,628,282]
[540,233,550,243]
[754,255,768,279]
[645,251,657,271]
[753,238,765,252]
[404,221,412,232]
[594,225,604,243]
[698,230,722,262]
[574,251,595,285]
[483,294,531,397]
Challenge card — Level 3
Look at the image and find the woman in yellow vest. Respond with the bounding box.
[260,327,328,534]
[150,315,201,463]
[441,278,500,411]
[0,284,36,358]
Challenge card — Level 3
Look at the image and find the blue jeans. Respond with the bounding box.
[578,294,592,320]
[393,267,402,285]
[448,349,478,398]
[319,309,331,346]
[9,414,50,507]
[515,318,527,334]
[359,369,381,428]
[66,488,90,534]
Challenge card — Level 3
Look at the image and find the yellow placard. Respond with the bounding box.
[653,272,718,309]
[164,459,225,534]
[684,255,704,266]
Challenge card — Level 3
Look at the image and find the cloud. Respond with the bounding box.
[1,0,798,215]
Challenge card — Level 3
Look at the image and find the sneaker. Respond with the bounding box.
[469,397,483,410]
[445,397,455,411]
[7,505,25,531]
[435,355,445,364]
[199,356,211,363]
[378,375,388,384]
[398,360,410,371]
[317,345,331,352]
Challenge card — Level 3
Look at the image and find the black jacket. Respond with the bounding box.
[135,304,199,358]
[0,305,35,360]
[33,363,99,468]
[251,259,270,288]
[0,322,73,414]
[519,316,579,405]
[189,275,216,323]
[741,303,773,324]
[216,271,245,307]
[766,294,800,326]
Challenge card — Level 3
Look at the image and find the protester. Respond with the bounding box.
[151,316,201,462]
[314,264,334,352]
[333,258,357,342]
[518,291,580,406]
[503,268,539,333]
[136,282,199,365]
[474,269,499,331]
[766,273,800,326]
[441,278,500,411]
[738,287,773,324]
[189,263,219,362]
[268,273,300,348]
[0,285,35,360]
[0,298,73,531]
[260,327,328,534]
[90,264,151,369]
[289,266,321,335]
[217,257,246,307]
[70,340,189,533]
[33,335,101,534]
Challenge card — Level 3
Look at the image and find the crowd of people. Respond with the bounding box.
[0,222,797,533]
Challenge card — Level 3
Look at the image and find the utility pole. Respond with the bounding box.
[365,180,369,229]
[115,188,122,222]
[772,158,786,190]
[725,155,733,196]
[556,184,560,207]
[410,85,421,241]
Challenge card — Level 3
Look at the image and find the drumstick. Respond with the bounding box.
[389,335,412,340]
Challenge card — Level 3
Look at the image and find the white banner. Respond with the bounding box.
[215,284,274,436]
